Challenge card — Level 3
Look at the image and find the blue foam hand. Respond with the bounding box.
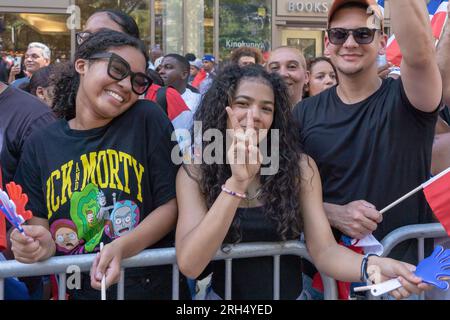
[414,246,450,291]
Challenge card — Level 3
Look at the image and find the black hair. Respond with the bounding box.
[164,53,190,74]
[52,29,148,120]
[185,53,196,62]
[23,65,54,96]
[147,69,164,86]
[93,9,140,39]
[189,64,304,243]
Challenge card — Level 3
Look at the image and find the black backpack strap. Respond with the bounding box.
[156,86,168,115]
[187,84,199,94]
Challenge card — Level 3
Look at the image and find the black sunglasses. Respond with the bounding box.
[76,31,93,46]
[327,27,380,45]
[89,52,152,95]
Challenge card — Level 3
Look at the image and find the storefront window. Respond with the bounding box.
[0,13,70,62]
[155,0,214,57]
[156,0,182,53]
[184,0,214,57]
[219,0,271,61]
[281,29,324,60]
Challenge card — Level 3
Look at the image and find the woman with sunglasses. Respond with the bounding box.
[10,30,188,300]
[293,0,441,300]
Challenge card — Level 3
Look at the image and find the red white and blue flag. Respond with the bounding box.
[423,167,450,236]
[382,0,448,66]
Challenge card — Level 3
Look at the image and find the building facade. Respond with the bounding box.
[0,0,392,62]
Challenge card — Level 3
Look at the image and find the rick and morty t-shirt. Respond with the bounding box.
[14,100,181,298]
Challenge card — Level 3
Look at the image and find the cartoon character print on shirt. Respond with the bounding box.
[50,219,84,254]
[69,183,106,252]
[96,190,116,221]
[105,200,140,239]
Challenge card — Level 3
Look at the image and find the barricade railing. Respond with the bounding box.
[1,223,446,301]
[0,240,338,300]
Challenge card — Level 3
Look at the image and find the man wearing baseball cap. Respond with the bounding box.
[294,0,441,299]
[199,54,217,94]
[189,59,203,84]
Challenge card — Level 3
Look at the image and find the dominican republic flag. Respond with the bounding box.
[423,167,450,236]
[383,0,448,66]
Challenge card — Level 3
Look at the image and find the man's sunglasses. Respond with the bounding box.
[327,27,380,45]
[89,52,152,95]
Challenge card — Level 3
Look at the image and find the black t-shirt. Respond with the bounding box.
[0,84,55,186]
[440,105,450,125]
[293,78,438,263]
[15,100,184,299]
[210,207,302,300]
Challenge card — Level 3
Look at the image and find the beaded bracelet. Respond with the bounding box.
[221,184,247,199]
[360,253,379,282]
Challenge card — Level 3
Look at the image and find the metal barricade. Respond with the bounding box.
[0,240,338,300]
[1,223,445,301]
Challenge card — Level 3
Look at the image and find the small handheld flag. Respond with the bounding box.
[379,167,450,236]
[423,168,450,236]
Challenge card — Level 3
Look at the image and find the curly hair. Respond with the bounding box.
[52,30,148,119]
[230,46,263,65]
[190,64,304,243]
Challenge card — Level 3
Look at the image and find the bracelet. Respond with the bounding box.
[360,253,379,282]
[221,184,247,199]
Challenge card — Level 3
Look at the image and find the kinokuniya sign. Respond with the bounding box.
[277,0,332,17]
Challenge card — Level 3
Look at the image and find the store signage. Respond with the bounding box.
[224,39,267,50]
[277,0,332,17]
[287,1,329,13]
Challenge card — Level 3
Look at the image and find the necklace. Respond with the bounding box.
[246,187,263,201]
[238,188,263,209]
[337,78,382,104]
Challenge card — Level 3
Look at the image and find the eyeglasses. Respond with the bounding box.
[76,31,93,46]
[89,52,152,95]
[327,28,380,45]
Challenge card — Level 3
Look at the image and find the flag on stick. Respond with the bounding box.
[423,167,450,236]
[381,167,450,236]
